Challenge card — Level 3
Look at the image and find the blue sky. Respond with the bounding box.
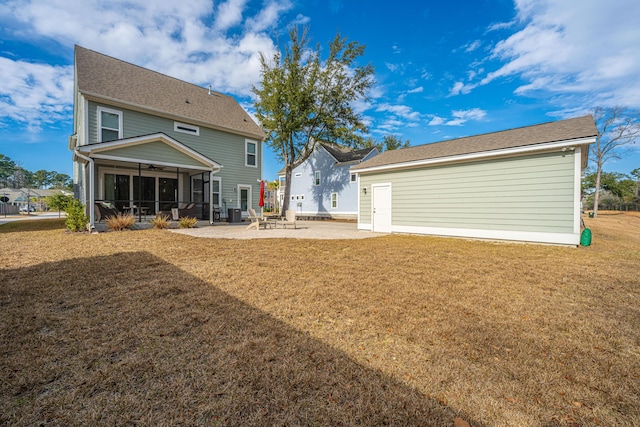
[1,0,639,181]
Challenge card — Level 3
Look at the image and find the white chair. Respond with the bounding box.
[279,209,297,229]
[246,207,268,230]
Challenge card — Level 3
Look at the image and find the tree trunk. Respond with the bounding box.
[282,164,292,214]
[593,165,602,218]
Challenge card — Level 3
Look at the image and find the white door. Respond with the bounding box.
[372,184,391,233]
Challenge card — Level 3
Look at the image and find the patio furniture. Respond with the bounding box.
[279,209,297,229]
[94,201,119,223]
[247,207,269,230]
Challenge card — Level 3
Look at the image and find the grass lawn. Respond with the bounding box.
[1,213,639,426]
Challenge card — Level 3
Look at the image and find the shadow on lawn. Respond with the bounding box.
[0,251,483,426]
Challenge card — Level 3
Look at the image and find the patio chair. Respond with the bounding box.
[177,203,197,218]
[279,209,297,229]
[247,207,268,230]
[94,201,119,223]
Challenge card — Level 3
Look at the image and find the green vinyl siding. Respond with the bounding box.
[87,101,262,210]
[359,151,576,233]
[102,141,207,168]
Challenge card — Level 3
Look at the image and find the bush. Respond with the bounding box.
[151,214,171,229]
[106,213,135,231]
[64,198,89,232]
[178,216,198,228]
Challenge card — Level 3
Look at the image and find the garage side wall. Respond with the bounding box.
[358,150,579,244]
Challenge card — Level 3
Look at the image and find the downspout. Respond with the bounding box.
[74,150,95,228]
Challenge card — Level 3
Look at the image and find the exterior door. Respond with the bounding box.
[372,184,391,233]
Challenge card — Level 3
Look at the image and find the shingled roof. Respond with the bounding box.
[352,115,597,171]
[320,142,377,164]
[75,45,264,139]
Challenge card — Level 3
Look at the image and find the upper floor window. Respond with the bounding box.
[98,107,122,142]
[246,140,257,167]
[174,121,199,136]
[350,173,357,182]
[314,171,321,186]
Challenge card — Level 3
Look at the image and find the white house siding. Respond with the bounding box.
[358,150,581,245]
[288,146,360,218]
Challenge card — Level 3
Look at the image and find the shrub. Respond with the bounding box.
[106,213,135,231]
[64,198,89,232]
[151,214,171,229]
[178,216,198,228]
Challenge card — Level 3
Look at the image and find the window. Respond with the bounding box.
[98,107,122,142]
[174,122,199,136]
[314,171,321,186]
[350,173,357,182]
[331,192,338,209]
[245,140,257,167]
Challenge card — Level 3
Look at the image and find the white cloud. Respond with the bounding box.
[0,0,299,131]
[427,109,486,127]
[463,40,482,53]
[376,103,421,121]
[214,0,248,31]
[0,57,73,131]
[478,0,640,108]
[407,87,424,94]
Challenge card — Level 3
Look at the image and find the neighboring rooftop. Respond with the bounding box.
[320,142,377,164]
[74,45,264,139]
[352,115,597,171]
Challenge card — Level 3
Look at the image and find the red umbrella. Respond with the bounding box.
[259,180,265,207]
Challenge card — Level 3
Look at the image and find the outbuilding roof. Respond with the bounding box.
[74,45,264,140]
[351,115,597,171]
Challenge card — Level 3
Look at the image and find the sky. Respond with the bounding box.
[1,0,639,182]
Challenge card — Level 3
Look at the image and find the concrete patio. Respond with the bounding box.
[169,220,386,240]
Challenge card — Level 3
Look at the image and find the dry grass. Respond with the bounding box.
[1,214,639,426]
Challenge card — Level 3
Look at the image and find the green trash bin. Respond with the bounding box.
[580,228,592,246]
[588,212,594,218]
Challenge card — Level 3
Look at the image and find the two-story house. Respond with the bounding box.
[277,142,378,219]
[69,46,265,227]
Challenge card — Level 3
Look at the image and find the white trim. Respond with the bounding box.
[330,192,338,209]
[83,97,89,146]
[97,106,123,142]
[314,170,321,186]
[353,137,596,174]
[245,139,258,168]
[391,225,579,246]
[358,222,372,231]
[573,147,582,234]
[174,121,200,136]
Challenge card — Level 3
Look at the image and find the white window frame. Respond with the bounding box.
[331,192,338,209]
[174,121,200,136]
[350,173,357,182]
[97,106,122,142]
[237,184,252,212]
[245,140,258,168]
[314,171,321,186]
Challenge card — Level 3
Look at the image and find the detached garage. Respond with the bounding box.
[351,116,598,245]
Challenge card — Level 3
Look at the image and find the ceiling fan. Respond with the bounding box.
[147,164,165,171]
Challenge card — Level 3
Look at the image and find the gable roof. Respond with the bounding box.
[74,45,264,140]
[320,142,377,164]
[352,115,597,172]
[277,142,377,175]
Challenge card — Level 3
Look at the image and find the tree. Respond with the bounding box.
[253,26,375,213]
[0,154,16,187]
[591,106,640,217]
[51,173,72,190]
[45,193,72,218]
[357,134,411,152]
[33,169,54,189]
